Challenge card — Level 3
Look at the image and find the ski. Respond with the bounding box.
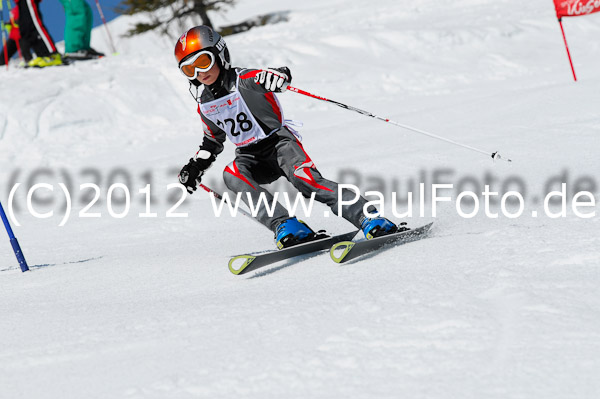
[329,222,434,264]
[229,230,359,275]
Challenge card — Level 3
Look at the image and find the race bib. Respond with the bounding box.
[200,90,266,147]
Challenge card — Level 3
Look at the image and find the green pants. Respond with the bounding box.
[59,0,93,53]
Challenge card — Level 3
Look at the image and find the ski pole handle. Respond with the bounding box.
[286,85,511,162]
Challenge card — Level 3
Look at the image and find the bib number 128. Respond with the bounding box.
[219,112,253,137]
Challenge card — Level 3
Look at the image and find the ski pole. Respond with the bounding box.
[199,184,254,219]
[94,0,117,54]
[557,17,577,82]
[1,201,29,272]
[286,85,512,162]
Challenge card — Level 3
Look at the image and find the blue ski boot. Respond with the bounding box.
[275,217,326,249]
[361,216,403,240]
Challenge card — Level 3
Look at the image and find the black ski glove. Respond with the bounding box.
[255,67,292,92]
[178,150,216,194]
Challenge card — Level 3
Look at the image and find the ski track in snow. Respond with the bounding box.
[1,0,600,398]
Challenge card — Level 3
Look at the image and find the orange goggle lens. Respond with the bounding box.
[180,51,215,79]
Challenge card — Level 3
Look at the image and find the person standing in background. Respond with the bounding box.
[0,7,21,66]
[16,0,63,67]
[59,0,104,60]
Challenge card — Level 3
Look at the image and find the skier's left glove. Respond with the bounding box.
[178,150,216,194]
[255,67,292,92]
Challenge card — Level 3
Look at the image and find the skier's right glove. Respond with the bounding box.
[178,150,216,194]
[255,67,292,92]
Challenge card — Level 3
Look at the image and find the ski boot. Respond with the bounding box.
[361,216,409,240]
[275,217,328,249]
[28,53,63,68]
[64,47,105,61]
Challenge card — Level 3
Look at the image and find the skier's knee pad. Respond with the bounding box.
[223,161,255,191]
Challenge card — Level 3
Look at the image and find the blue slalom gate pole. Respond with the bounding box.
[0,201,29,272]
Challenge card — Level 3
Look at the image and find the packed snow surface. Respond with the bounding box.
[1,0,599,398]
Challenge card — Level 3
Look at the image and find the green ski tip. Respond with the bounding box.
[330,241,355,263]
[228,255,256,275]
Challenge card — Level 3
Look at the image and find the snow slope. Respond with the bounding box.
[1,0,599,398]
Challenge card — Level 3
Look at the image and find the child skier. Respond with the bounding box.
[175,26,402,249]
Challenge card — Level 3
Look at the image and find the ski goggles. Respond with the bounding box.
[179,50,216,80]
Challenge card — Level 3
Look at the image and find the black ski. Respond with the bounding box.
[229,230,359,275]
[329,222,434,264]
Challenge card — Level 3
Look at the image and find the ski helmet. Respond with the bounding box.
[174,26,231,71]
